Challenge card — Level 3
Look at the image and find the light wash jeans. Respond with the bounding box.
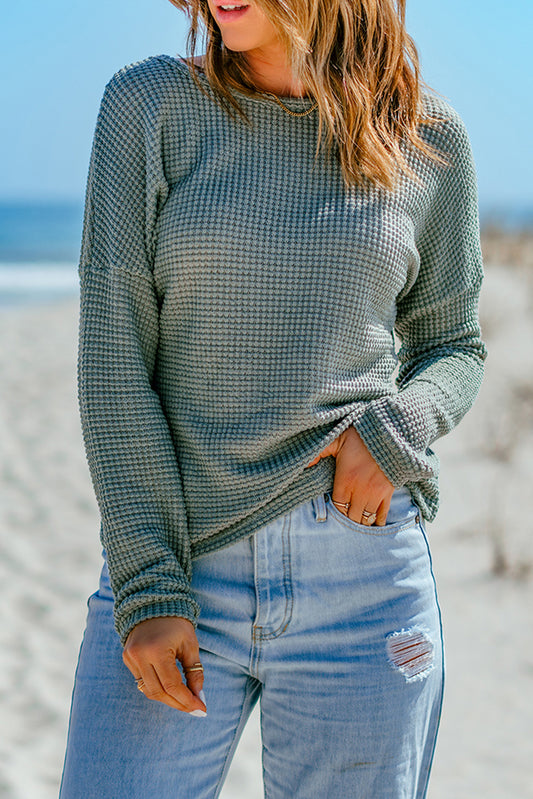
[60,489,444,798]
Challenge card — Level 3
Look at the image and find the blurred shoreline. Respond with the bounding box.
[481,225,533,269]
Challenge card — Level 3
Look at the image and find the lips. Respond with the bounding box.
[213,4,250,22]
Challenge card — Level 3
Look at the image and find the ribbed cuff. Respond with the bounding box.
[352,402,437,489]
[115,596,201,647]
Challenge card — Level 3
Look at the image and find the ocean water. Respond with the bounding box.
[0,201,83,307]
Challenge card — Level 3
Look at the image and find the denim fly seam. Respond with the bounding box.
[249,512,294,676]
[250,495,326,675]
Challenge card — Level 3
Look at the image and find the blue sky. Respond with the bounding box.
[1,0,531,211]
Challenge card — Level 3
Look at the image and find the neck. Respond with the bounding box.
[243,44,307,98]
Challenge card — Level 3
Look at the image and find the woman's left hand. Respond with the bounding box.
[307,427,394,526]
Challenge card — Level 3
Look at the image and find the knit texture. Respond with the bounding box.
[78,55,487,644]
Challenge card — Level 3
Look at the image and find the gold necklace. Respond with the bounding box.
[263,92,318,117]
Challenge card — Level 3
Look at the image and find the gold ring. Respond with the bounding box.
[184,662,204,674]
[361,510,377,525]
[332,499,350,511]
[136,679,145,692]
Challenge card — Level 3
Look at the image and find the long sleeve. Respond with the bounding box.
[353,110,487,518]
[78,71,200,646]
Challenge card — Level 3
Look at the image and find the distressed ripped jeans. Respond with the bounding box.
[60,488,444,799]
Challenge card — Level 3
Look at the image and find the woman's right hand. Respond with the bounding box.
[123,616,207,715]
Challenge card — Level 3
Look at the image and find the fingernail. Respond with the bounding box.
[189,709,207,718]
[199,689,206,704]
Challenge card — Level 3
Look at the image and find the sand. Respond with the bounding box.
[1,263,532,798]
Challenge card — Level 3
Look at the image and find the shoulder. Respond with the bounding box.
[100,54,197,118]
[418,91,473,158]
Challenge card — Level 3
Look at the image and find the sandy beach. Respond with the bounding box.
[1,260,532,798]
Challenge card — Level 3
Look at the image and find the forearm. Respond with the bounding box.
[79,266,200,646]
[353,339,485,487]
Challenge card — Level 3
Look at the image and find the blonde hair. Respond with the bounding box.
[168,0,444,189]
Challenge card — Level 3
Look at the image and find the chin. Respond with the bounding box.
[220,35,258,53]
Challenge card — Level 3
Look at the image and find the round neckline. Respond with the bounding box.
[171,54,316,111]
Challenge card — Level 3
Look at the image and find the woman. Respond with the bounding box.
[60,1,486,796]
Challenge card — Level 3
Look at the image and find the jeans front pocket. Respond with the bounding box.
[325,489,422,536]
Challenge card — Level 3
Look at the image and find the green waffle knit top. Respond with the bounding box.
[78,54,487,644]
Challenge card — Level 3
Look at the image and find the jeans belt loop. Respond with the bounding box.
[311,493,328,522]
